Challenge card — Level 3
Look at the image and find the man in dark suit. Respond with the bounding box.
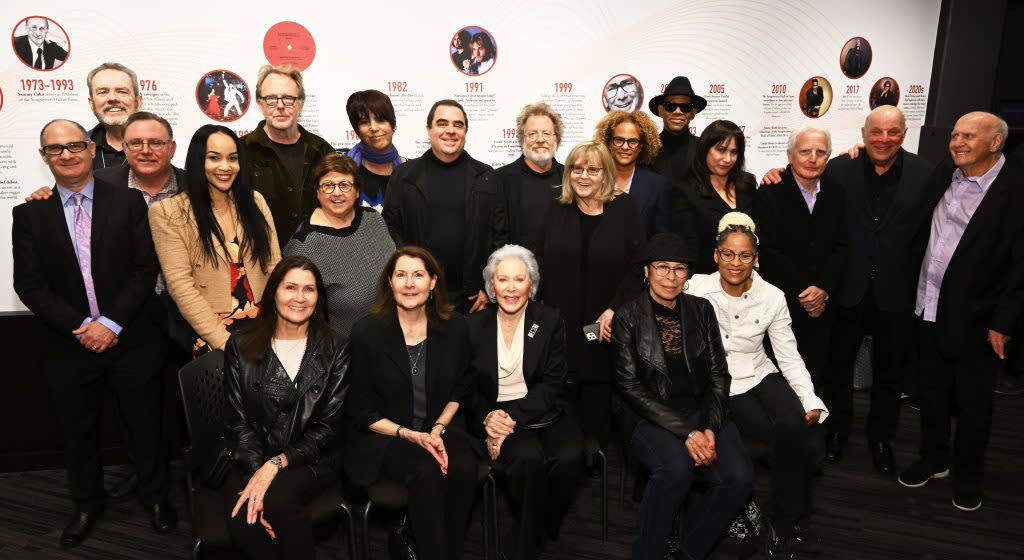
[12,119,175,547]
[13,17,67,70]
[818,106,934,471]
[898,112,1023,512]
[752,126,848,391]
[804,79,824,117]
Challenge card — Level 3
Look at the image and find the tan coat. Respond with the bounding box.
[149,192,281,350]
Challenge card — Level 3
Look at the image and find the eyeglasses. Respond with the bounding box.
[42,141,90,156]
[525,130,555,141]
[570,165,603,176]
[661,102,696,113]
[259,95,301,107]
[717,249,757,264]
[611,136,641,149]
[318,180,355,194]
[651,264,689,278]
[124,139,171,152]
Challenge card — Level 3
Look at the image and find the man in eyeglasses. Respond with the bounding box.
[12,119,174,547]
[496,102,565,254]
[86,63,143,169]
[649,75,707,187]
[13,17,67,70]
[243,64,335,246]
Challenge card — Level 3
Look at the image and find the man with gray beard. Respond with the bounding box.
[86,63,142,169]
[497,102,566,254]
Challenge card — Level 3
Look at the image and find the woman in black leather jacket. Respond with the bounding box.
[224,255,349,559]
[611,233,753,560]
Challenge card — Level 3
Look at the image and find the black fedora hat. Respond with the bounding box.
[648,76,708,114]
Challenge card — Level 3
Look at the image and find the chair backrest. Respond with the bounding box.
[177,350,227,471]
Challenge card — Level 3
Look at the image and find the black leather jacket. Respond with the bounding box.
[224,326,350,478]
[611,292,730,441]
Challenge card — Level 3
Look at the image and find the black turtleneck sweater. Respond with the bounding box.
[650,129,698,187]
[425,150,468,292]
[497,155,564,253]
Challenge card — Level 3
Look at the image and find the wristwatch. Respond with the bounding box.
[270,456,284,472]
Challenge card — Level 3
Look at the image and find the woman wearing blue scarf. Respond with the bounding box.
[345,90,405,211]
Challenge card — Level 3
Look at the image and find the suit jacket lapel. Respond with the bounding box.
[425,321,447,404]
[90,181,109,266]
[950,170,1010,263]
[383,316,414,386]
[637,297,669,377]
[680,296,705,374]
[294,332,327,397]
[522,304,544,385]
[47,188,79,267]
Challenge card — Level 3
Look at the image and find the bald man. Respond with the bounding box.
[898,112,1022,512]
[12,120,174,546]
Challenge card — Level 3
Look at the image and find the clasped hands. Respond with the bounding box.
[484,409,516,460]
[798,286,827,318]
[73,321,118,353]
[404,425,450,474]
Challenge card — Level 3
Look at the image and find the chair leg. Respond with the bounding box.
[339,503,358,560]
[190,537,201,560]
[361,501,374,560]
[595,449,608,540]
[483,473,496,560]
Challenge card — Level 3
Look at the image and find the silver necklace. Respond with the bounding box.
[406,340,426,376]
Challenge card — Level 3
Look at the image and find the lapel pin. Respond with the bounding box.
[528,323,539,338]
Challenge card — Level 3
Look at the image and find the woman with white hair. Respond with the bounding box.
[466,244,584,560]
[687,212,827,559]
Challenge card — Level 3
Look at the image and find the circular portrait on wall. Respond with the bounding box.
[869,77,900,109]
[450,26,497,76]
[196,70,250,122]
[11,16,70,71]
[799,76,833,118]
[603,74,644,112]
[839,37,872,79]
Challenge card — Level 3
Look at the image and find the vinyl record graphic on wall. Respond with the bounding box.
[264,21,316,71]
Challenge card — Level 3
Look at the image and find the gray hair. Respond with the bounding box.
[86,62,140,98]
[995,116,1009,151]
[482,244,541,302]
[787,125,832,153]
[516,101,565,147]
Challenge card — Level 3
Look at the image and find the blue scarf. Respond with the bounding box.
[347,141,402,168]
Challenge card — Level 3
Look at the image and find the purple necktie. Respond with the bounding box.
[72,193,100,319]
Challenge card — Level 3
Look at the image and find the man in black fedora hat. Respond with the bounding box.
[649,76,708,186]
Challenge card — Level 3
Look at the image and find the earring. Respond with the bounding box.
[684,279,690,291]
[429,289,434,301]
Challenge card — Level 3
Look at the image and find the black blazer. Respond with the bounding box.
[466,302,567,431]
[611,293,730,441]
[751,166,849,312]
[671,171,757,274]
[12,177,159,358]
[344,312,474,486]
[537,194,644,382]
[629,167,672,238]
[224,326,349,478]
[910,160,1024,359]
[824,150,934,311]
[14,35,67,69]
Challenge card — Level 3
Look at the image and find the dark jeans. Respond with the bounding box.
[916,320,999,489]
[824,288,915,441]
[226,466,334,560]
[494,412,584,560]
[631,417,753,560]
[379,434,478,560]
[730,373,824,528]
[45,345,167,514]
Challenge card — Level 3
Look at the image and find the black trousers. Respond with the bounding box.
[226,466,335,559]
[45,342,167,514]
[379,433,478,560]
[789,302,835,392]
[493,412,584,560]
[730,373,824,528]
[823,288,915,441]
[916,320,999,489]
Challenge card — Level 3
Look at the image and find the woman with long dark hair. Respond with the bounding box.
[150,124,280,354]
[224,255,349,559]
[345,246,479,560]
[672,120,756,273]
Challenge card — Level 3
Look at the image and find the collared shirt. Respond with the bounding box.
[686,271,828,420]
[863,150,903,225]
[916,155,1006,322]
[796,178,820,213]
[56,180,123,336]
[128,169,178,293]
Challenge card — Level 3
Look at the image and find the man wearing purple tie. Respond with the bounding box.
[12,119,175,548]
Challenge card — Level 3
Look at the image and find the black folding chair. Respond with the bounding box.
[177,350,358,559]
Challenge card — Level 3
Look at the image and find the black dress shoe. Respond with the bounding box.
[149,501,178,534]
[791,520,820,554]
[107,472,138,500]
[869,440,896,475]
[825,433,846,463]
[60,508,103,548]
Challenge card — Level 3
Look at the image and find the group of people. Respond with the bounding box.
[11,58,1021,560]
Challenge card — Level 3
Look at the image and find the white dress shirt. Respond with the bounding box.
[686,270,828,421]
